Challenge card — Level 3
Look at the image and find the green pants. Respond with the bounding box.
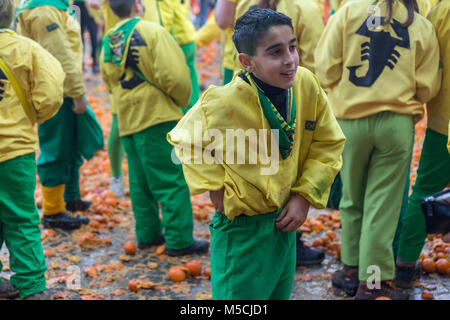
[397,128,450,262]
[338,112,414,281]
[107,114,125,178]
[180,42,200,113]
[223,68,234,85]
[121,121,194,250]
[37,98,83,202]
[0,153,47,299]
[209,210,296,300]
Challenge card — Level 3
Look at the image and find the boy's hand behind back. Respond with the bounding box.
[72,97,87,114]
[209,188,225,214]
[275,194,310,232]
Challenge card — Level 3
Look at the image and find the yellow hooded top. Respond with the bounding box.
[171,0,196,45]
[167,67,345,220]
[16,5,85,99]
[229,0,325,73]
[100,19,191,137]
[196,9,222,47]
[314,0,441,122]
[0,29,65,163]
[426,0,450,136]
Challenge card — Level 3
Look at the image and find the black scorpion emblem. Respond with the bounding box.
[347,17,410,87]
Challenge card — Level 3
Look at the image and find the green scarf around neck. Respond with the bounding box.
[102,17,141,67]
[243,71,296,160]
[17,0,70,13]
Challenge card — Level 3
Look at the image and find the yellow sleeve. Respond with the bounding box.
[167,91,226,194]
[140,24,192,107]
[291,79,345,209]
[30,40,66,124]
[414,22,441,104]
[154,0,175,33]
[17,7,85,98]
[296,2,325,73]
[196,10,222,47]
[314,9,344,91]
[417,0,432,17]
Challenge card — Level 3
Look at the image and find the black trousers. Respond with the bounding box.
[74,1,99,66]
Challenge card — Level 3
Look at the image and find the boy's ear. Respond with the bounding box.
[238,53,255,73]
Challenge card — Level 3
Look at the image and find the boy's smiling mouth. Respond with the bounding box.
[281,70,296,78]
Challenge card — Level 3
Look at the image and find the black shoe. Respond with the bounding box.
[138,236,165,250]
[43,211,84,230]
[92,64,100,74]
[0,279,20,299]
[332,265,359,296]
[66,199,92,212]
[166,240,209,257]
[296,233,325,266]
[394,262,421,289]
[24,290,52,300]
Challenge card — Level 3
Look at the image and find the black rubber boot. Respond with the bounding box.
[296,232,325,266]
[43,211,85,230]
[0,279,19,299]
[166,240,209,257]
[332,264,359,296]
[138,236,165,250]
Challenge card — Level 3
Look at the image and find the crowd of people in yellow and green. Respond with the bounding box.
[0,0,448,300]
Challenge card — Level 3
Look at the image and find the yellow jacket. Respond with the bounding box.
[196,10,222,47]
[315,0,441,122]
[167,67,345,220]
[338,0,432,16]
[100,19,191,137]
[426,0,450,136]
[101,0,176,115]
[16,5,85,99]
[230,0,325,73]
[0,30,65,163]
[171,0,196,45]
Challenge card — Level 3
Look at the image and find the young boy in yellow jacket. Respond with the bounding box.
[16,0,97,230]
[168,9,345,299]
[394,0,450,289]
[0,0,65,299]
[100,0,209,255]
[315,0,441,299]
[216,0,328,267]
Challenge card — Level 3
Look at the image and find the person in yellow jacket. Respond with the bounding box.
[168,9,345,299]
[171,0,201,113]
[394,0,450,289]
[216,0,328,267]
[215,0,324,81]
[16,0,96,230]
[100,0,209,255]
[315,0,441,299]
[0,0,65,299]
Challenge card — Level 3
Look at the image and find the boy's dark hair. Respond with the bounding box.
[108,0,135,18]
[0,0,14,28]
[232,8,293,56]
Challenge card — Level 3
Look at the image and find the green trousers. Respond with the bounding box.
[338,112,414,282]
[180,42,200,113]
[107,114,125,178]
[0,153,47,299]
[223,68,234,85]
[121,121,194,250]
[37,98,83,202]
[209,210,296,300]
[397,128,450,262]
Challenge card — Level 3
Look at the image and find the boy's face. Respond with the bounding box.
[239,25,299,90]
